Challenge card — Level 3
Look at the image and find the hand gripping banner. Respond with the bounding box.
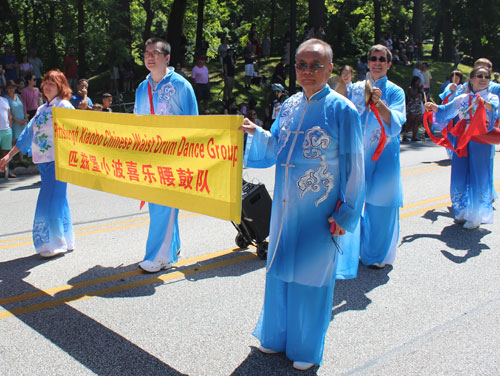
[53,108,243,223]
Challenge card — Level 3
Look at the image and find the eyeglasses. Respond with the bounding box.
[143,49,163,59]
[369,56,387,63]
[295,62,325,72]
[474,74,490,80]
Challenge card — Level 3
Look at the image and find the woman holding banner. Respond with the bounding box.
[425,66,498,229]
[0,70,75,257]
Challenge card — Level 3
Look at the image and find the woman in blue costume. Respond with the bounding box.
[438,70,463,159]
[240,39,365,370]
[0,70,75,257]
[349,45,406,268]
[425,66,498,229]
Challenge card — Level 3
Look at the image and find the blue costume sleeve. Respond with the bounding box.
[487,94,499,131]
[433,95,462,129]
[181,83,199,116]
[243,126,278,168]
[16,113,35,156]
[385,84,406,137]
[331,104,365,233]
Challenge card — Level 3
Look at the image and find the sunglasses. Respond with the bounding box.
[295,62,325,72]
[369,56,387,62]
[474,74,490,80]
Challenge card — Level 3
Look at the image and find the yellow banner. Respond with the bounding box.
[53,108,243,223]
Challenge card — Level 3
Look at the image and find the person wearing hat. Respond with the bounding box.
[264,83,287,130]
[223,48,235,101]
[191,55,210,113]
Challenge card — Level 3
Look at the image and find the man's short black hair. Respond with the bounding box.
[145,37,171,55]
[102,93,112,98]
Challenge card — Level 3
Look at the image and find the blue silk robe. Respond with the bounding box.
[349,76,406,266]
[246,85,365,364]
[134,68,198,264]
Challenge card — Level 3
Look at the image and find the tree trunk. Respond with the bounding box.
[23,6,30,52]
[289,0,297,94]
[270,0,275,55]
[3,0,22,59]
[47,2,58,70]
[167,0,188,66]
[441,0,453,61]
[373,0,381,45]
[431,15,441,60]
[308,0,325,30]
[410,0,423,42]
[77,0,87,77]
[142,0,154,43]
[195,0,205,57]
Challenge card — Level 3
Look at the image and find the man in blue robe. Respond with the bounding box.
[134,37,198,272]
[240,39,365,370]
[349,44,406,268]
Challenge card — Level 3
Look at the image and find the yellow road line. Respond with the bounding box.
[0,247,245,305]
[0,251,257,320]
[0,212,199,248]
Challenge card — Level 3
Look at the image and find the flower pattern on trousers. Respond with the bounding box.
[33,220,50,248]
[297,127,334,206]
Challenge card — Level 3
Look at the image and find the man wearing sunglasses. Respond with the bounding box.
[240,39,365,370]
[348,44,406,270]
[134,37,198,273]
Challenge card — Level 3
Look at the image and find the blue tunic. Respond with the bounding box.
[246,85,365,364]
[349,76,406,265]
[433,89,498,225]
[16,98,75,254]
[134,68,198,263]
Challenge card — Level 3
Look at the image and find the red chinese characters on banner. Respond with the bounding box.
[66,150,211,194]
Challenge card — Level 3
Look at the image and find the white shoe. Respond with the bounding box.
[39,249,65,258]
[293,361,315,370]
[463,221,480,230]
[371,262,386,268]
[138,259,173,273]
[258,344,277,354]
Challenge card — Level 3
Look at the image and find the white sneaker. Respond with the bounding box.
[138,259,173,273]
[371,262,386,268]
[463,221,480,230]
[258,344,277,354]
[39,249,65,258]
[293,361,315,370]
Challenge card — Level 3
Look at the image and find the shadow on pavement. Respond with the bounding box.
[332,264,392,319]
[400,222,491,264]
[0,255,187,375]
[231,346,319,375]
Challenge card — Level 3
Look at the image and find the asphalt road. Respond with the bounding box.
[1,141,499,375]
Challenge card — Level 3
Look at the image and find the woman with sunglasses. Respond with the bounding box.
[0,70,75,257]
[425,66,498,229]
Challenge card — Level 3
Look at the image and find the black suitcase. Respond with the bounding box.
[232,181,272,259]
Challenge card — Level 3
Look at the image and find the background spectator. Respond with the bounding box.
[243,41,256,89]
[21,74,41,119]
[175,62,187,79]
[271,57,287,86]
[223,48,235,101]
[356,56,368,80]
[70,78,93,110]
[102,93,113,112]
[5,80,27,167]
[2,45,18,82]
[191,56,210,113]
[403,76,424,142]
[217,37,230,74]
[19,54,33,79]
[29,48,44,86]
[63,47,78,91]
